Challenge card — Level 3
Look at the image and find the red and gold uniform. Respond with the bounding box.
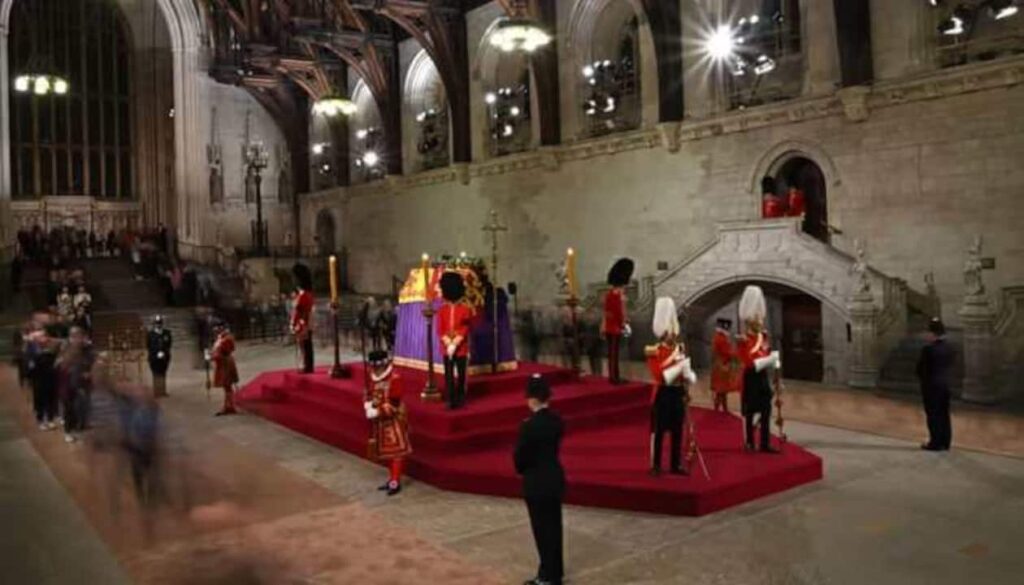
[644,339,694,474]
[438,302,474,359]
[786,188,806,217]
[711,328,739,412]
[603,287,627,383]
[364,354,411,495]
[291,288,315,373]
[438,271,474,409]
[739,330,775,450]
[762,195,787,218]
[211,329,239,415]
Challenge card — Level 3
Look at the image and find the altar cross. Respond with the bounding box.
[482,210,508,373]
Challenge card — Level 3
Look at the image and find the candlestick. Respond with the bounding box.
[329,255,338,304]
[421,253,440,401]
[566,247,577,299]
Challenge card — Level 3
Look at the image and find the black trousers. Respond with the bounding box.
[745,405,772,450]
[526,497,564,584]
[302,336,314,373]
[651,385,685,471]
[33,382,58,423]
[444,355,467,409]
[606,334,621,382]
[923,390,952,449]
[62,389,88,433]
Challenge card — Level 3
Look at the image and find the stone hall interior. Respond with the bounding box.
[1,1,1023,584]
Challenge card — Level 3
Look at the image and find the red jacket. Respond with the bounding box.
[603,288,626,335]
[737,332,772,386]
[762,196,786,218]
[291,289,314,337]
[437,302,474,358]
[787,189,806,217]
[645,341,684,402]
[711,329,738,394]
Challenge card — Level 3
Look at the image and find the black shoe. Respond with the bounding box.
[386,481,402,496]
[921,443,943,451]
[377,482,390,491]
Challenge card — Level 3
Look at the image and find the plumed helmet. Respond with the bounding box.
[368,349,390,367]
[738,285,767,328]
[652,297,680,339]
[606,257,635,287]
[439,271,466,302]
[292,263,313,290]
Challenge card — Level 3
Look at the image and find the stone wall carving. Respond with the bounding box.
[10,197,141,235]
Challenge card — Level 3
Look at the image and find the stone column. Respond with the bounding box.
[803,0,841,96]
[959,295,997,403]
[847,290,879,388]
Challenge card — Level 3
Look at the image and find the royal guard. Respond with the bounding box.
[147,315,173,397]
[364,349,411,496]
[437,272,474,409]
[738,285,782,453]
[603,258,634,384]
[786,185,806,217]
[209,321,239,416]
[761,176,786,218]
[291,263,315,374]
[645,297,697,476]
[711,318,739,413]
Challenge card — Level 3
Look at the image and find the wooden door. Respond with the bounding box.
[781,294,823,382]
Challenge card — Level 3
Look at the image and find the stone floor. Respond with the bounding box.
[3,341,1024,584]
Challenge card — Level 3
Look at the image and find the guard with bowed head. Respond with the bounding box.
[737,285,782,453]
[644,297,697,476]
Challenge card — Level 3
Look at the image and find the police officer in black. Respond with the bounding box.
[148,315,173,397]
[917,317,955,451]
[514,375,565,585]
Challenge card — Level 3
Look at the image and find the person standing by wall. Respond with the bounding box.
[917,318,955,451]
[514,375,566,585]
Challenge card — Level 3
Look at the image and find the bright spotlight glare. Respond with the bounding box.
[356,129,368,140]
[34,76,50,95]
[362,150,379,167]
[484,92,497,105]
[509,106,521,117]
[14,75,30,92]
[995,6,1019,20]
[705,25,737,60]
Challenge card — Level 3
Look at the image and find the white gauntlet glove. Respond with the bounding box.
[364,401,379,420]
[447,344,456,358]
[664,356,697,385]
[754,351,782,372]
[623,324,632,338]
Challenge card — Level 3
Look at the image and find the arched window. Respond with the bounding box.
[583,14,641,136]
[405,50,450,172]
[9,0,133,199]
[484,53,532,158]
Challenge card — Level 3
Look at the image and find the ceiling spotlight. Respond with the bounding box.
[603,96,616,113]
[990,0,1019,19]
[705,24,737,60]
[582,64,594,78]
[33,76,50,95]
[53,78,68,95]
[311,143,325,155]
[502,124,514,137]
[754,54,777,75]
[509,106,521,117]
[485,92,497,105]
[938,14,966,35]
[14,75,29,92]
[361,150,380,167]
[356,129,368,140]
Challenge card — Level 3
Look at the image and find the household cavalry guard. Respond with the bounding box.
[291,263,315,374]
[645,297,697,476]
[147,315,173,397]
[364,349,411,496]
[737,285,782,453]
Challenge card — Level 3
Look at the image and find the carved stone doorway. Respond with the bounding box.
[776,157,828,243]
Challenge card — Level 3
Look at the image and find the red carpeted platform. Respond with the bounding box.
[236,363,822,516]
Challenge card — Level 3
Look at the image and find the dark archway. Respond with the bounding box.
[315,209,336,257]
[682,279,824,383]
[776,157,828,243]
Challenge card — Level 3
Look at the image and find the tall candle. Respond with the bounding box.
[329,255,338,303]
[421,253,431,302]
[566,248,577,299]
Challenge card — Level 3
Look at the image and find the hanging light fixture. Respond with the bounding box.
[488,1,551,53]
[312,94,357,117]
[12,1,69,97]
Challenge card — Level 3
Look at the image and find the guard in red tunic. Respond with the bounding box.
[364,350,411,496]
[291,263,315,374]
[603,258,634,384]
[761,176,787,218]
[786,185,806,217]
[711,318,739,413]
[645,297,697,476]
[437,272,474,409]
[738,285,781,453]
[210,321,239,416]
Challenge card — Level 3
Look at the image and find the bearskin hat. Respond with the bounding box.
[368,349,390,366]
[606,257,635,287]
[439,271,466,302]
[716,317,732,330]
[652,297,680,339]
[761,175,777,195]
[292,263,313,290]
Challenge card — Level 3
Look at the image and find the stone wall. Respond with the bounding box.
[304,57,1024,338]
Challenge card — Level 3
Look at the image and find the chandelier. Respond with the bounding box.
[488,1,551,53]
[313,95,357,117]
[14,74,69,96]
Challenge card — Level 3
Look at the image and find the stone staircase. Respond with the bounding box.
[879,311,964,394]
[84,258,166,312]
